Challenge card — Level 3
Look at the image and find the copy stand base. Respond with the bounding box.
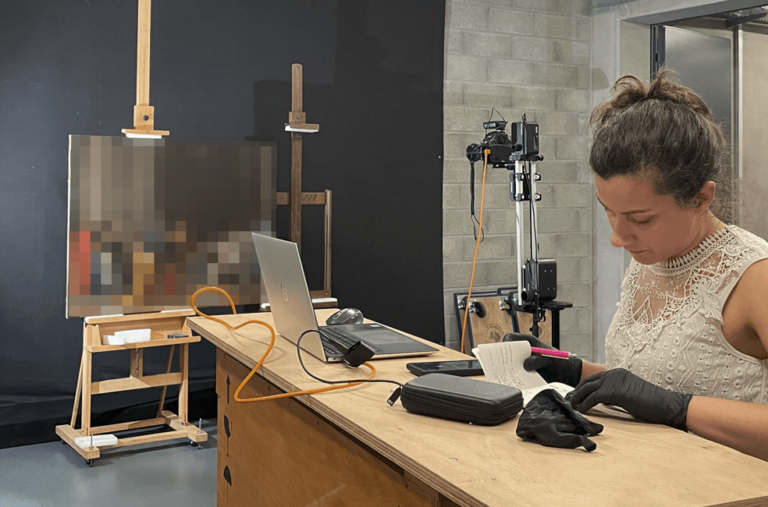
[56,310,208,466]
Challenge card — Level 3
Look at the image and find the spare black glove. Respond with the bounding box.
[516,389,604,452]
[568,368,693,431]
[502,333,582,388]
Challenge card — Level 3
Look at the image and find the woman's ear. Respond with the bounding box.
[696,181,716,211]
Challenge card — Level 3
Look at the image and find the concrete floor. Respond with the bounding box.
[0,419,217,507]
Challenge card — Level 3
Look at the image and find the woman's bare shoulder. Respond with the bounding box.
[739,258,768,293]
[736,259,768,345]
[721,259,768,357]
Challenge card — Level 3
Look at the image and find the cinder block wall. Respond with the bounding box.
[443,0,595,359]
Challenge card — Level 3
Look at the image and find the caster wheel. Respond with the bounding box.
[86,459,93,467]
[190,441,199,447]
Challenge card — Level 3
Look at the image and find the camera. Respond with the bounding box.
[466,118,540,167]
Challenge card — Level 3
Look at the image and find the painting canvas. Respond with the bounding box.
[66,135,276,318]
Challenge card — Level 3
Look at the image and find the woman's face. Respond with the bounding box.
[594,174,713,265]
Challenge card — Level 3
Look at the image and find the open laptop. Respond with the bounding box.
[251,233,438,362]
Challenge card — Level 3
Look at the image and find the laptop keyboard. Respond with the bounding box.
[320,327,384,357]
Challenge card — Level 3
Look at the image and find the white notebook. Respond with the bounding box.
[472,341,573,406]
[473,341,634,420]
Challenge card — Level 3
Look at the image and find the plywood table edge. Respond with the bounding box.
[191,315,768,507]
[705,497,768,507]
[191,318,482,507]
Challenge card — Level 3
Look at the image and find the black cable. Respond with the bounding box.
[296,329,403,389]
[469,161,484,242]
[470,160,475,222]
[528,160,547,331]
[487,107,505,124]
[529,160,537,265]
[530,165,545,326]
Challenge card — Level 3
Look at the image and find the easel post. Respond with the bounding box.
[290,137,303,249]
[81,336,93,435]
[134,0,152,129]
[277,64,333,304]
[122,0,169,137]
[179,343,190,424]
[287,63,320,251]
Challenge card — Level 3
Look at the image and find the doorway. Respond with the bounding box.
[651,7,768,237]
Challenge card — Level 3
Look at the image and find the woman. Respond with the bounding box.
[515,68,768,461]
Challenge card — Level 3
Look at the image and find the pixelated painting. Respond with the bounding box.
[66,135,276,318]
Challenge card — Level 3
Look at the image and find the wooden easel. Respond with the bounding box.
[56,310,208,465]
[57,0,207,464]
[276,63,336,307]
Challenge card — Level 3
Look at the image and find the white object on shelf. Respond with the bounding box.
[115,328,151,343]
[104,335,125,345]
[104,328,151,345]
[75,434,118,449]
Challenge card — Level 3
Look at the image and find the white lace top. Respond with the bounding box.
[606,225,768,404]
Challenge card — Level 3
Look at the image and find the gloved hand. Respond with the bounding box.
[502,333,582,387]
[516,389,604,452]
[568,368,693,431]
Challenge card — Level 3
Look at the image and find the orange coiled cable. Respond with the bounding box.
[191,287,376,402]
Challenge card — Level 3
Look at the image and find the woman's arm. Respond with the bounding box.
[686,397,768,461]
[687,259,768,460]
[580,360,605,381]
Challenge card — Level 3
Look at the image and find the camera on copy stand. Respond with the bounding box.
[465,114,564,341]
[466,117,540,167]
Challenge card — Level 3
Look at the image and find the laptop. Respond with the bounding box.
[251,233,438,362]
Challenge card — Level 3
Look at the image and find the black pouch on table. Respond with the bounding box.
[400,373,523,425]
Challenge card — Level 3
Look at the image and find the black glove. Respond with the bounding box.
[516,389,604,452]
[568,368,693,431]
[502,333,582,388]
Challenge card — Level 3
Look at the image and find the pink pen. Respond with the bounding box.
[530,346,572,359]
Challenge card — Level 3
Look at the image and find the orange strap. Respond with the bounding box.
[460,149,490,354]
[191,287,375,402]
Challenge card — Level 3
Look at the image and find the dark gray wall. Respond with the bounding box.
[0,0,444,447]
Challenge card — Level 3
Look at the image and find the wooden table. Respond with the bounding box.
[188,310,768,507]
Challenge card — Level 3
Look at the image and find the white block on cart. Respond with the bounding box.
[104,335,125,345]
[115,328,151,343]
[75,434,118,449]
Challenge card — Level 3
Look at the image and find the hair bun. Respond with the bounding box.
[593,67,712,125]
[644,68,711,117]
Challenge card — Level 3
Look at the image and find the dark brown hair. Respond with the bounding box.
[589,68,727,213]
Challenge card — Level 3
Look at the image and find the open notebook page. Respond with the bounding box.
[472,341,634,419]
[472,341,574,406]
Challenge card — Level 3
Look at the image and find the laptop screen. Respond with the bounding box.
[251,233,328,360]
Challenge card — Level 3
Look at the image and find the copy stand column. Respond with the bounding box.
[504,153,572,348]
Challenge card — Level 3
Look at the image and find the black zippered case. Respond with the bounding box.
[400,373,523,426]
